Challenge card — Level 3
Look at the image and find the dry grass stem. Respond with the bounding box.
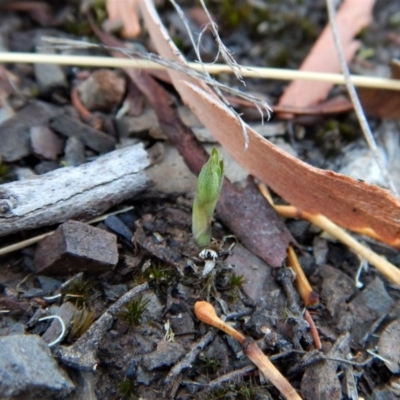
[326,0,398,196]
[195,301,302,399]
[169,0,252,145]
[287,246,319,307]
[0,52,399,90]
[274,204,400,287]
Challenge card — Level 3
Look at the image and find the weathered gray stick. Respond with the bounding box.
[0,144,153,237]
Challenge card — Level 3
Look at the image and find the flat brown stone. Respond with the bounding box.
[34,220,118,275]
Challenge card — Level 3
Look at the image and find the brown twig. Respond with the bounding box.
[70,86,103,130]
[287,246,319,307]
[194,301,302,400]
[304,310,322,350]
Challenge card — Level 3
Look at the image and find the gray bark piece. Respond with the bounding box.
[0,101,60,162]
[0,144,152,237]
[34,221,118,275]
[50,114,116,153]
[0,334,75,400]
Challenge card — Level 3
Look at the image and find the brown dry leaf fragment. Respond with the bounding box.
[359,60,400,118]
[106,0,141,38]
[138,0,400,248]
[277,0,376,113]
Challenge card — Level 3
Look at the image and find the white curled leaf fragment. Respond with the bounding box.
[200,248,218,277]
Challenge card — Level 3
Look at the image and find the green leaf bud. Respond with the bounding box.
[192,148,224,247]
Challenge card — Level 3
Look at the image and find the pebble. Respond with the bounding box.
[30,126,64,160]
[50,114,116,153]
[0,101,60,162]
[141,340,186,371]
[77,69,126,112]
[0,334,75,399]
[64,136,86,166]
[33,220,119,275]
[349,277,394,346]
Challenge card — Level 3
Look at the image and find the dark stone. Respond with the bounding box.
[64,136,86,167]
[33,220,118,275]
[50,114,116,153]
[141,341,186,371]
[349,277,394,346]
[0,101,59,162]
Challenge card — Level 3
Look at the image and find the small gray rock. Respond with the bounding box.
[34,62,67,95]
[64,136,86,167]
[0,334,75,400]
[349,277,393,345]
[141,340,185,371]
[0,101,60,162]
[30,126,63,160]
[50,114,115,153]
[117,107,159,137]
[42,302,77,346]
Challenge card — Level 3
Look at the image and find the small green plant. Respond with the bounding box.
[63,277,93,306]
[200,357,221,374]
[118,297,150,326]
[117,378,137,400]
[192,148,224,248]
[69,307,95,341]
[144,262,175,284]
[229,273,247,290]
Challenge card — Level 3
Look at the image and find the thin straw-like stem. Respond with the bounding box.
[0,52,400,90]
[326,0,398,196]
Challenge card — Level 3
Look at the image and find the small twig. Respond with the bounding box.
[287,246,319,307]
[304,310,322,351]
[326,0,398,197]
[70,86,103,130]
[195,301,302,400]
[273,204,400,287]
[163,328,218,397]
[0,52,400,90]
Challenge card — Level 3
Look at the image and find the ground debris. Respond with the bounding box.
[50,114,116,153]
[0,334,75,400]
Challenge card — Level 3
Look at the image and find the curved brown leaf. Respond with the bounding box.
[138,0,400,248]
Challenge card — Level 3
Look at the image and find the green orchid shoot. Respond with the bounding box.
[192,148,224,247]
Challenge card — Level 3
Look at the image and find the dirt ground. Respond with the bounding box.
[1,1,400,399]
